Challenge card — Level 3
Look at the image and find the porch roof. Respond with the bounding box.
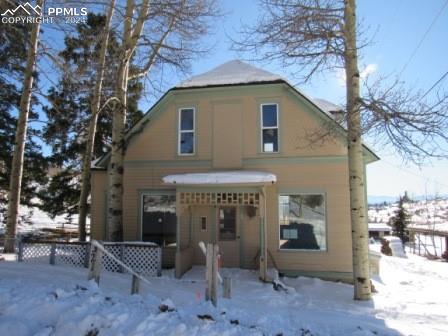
[162,170,276,186]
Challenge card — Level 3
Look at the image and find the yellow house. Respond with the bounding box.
[90,60,378,281]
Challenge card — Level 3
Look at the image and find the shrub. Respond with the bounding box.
[380,239,392,256]
[442,250,448,261]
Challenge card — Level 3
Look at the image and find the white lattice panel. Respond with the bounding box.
[102,244,122,272]
[19,242,161,278]
[55,244,87,268]
[180,192,260,206]
[123,245,161,276]
[22,244,51,263]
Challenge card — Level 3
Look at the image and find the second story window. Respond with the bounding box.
[178,108,195,155]
[261,103,278,153]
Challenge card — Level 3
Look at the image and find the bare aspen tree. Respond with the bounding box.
[107,0,219,241]
[77,0,116,242]
[107,0,151,241]
[344,0,371,300]
[4,0,44,253]
[234,0,448,300]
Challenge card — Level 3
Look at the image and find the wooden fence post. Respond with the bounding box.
[18,240,23,262]
[119,244,125,273]
[205,243,213,301]
[223,276,232,299]
[211,244,219,307]
[131,274,140,294]
[88,246,103,284]
[49,243,56,265]
[84,243,91,268]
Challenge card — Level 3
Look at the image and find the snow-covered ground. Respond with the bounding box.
[0,204,88,239]
[0,254,447,336]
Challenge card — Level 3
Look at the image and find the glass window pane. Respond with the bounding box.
[180,109,194,130]
[262,128,278,152]
[180,132,194,154]
[262,104,277,127]
[219,207,236,240]
[142,194,176,246]
[279,194,326,250]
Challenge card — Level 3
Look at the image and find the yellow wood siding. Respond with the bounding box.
[212,102,243,168]
[90,83,361,274]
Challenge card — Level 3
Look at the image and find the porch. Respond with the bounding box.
[162,171,276,280]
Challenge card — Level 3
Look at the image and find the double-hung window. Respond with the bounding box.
[178,108,195,155]
[261,103,279,153]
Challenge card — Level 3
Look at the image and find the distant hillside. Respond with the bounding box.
[368,197,448,226]
[368,194,448,205]
[368,196,398,205]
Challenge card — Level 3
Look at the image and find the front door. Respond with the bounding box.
[217,206,240,267]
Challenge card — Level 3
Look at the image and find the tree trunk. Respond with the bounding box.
[4,0,43,253]
[107,60,128,241]
[107,0,150,241]
[78,0,116,242]
[344,0,371,300]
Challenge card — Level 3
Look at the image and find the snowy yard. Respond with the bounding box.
[0,254,447,336]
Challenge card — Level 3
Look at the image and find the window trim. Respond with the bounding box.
[278,192,327,252]
[178,107,196,156]
[260,103,279,153]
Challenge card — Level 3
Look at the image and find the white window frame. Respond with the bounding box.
[278,193,327,252]
[178,107,195,156]
[260,103,279,153]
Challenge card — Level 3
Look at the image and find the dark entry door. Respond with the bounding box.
[217,206,240,267]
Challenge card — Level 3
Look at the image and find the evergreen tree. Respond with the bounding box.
[390,196,411,244]
[40,13,143,222]
[0,7,47,228]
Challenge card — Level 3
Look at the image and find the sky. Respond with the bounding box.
[146,0,448,199]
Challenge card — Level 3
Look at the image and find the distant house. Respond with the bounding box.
[368,223,391,239]
[90,60,379,281]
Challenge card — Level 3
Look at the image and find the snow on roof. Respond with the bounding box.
[312,98,344,114]
[176,60,284,88]
[162,171,277,185]
[368,223,392,232]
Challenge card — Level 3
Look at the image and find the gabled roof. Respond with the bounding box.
[312,98,344,114]
[95,60,379,168]
[176,60,284,88]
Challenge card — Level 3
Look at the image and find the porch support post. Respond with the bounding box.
[176,191,181,253]
[259,186,268,281]
[175,191,182,278]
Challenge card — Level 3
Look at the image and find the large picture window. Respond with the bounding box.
[142,194,176,247]
[261,104,279,153]
[178,108,195,155]
[279,194,326,251]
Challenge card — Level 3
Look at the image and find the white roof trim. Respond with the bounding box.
[162,171,277,185]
